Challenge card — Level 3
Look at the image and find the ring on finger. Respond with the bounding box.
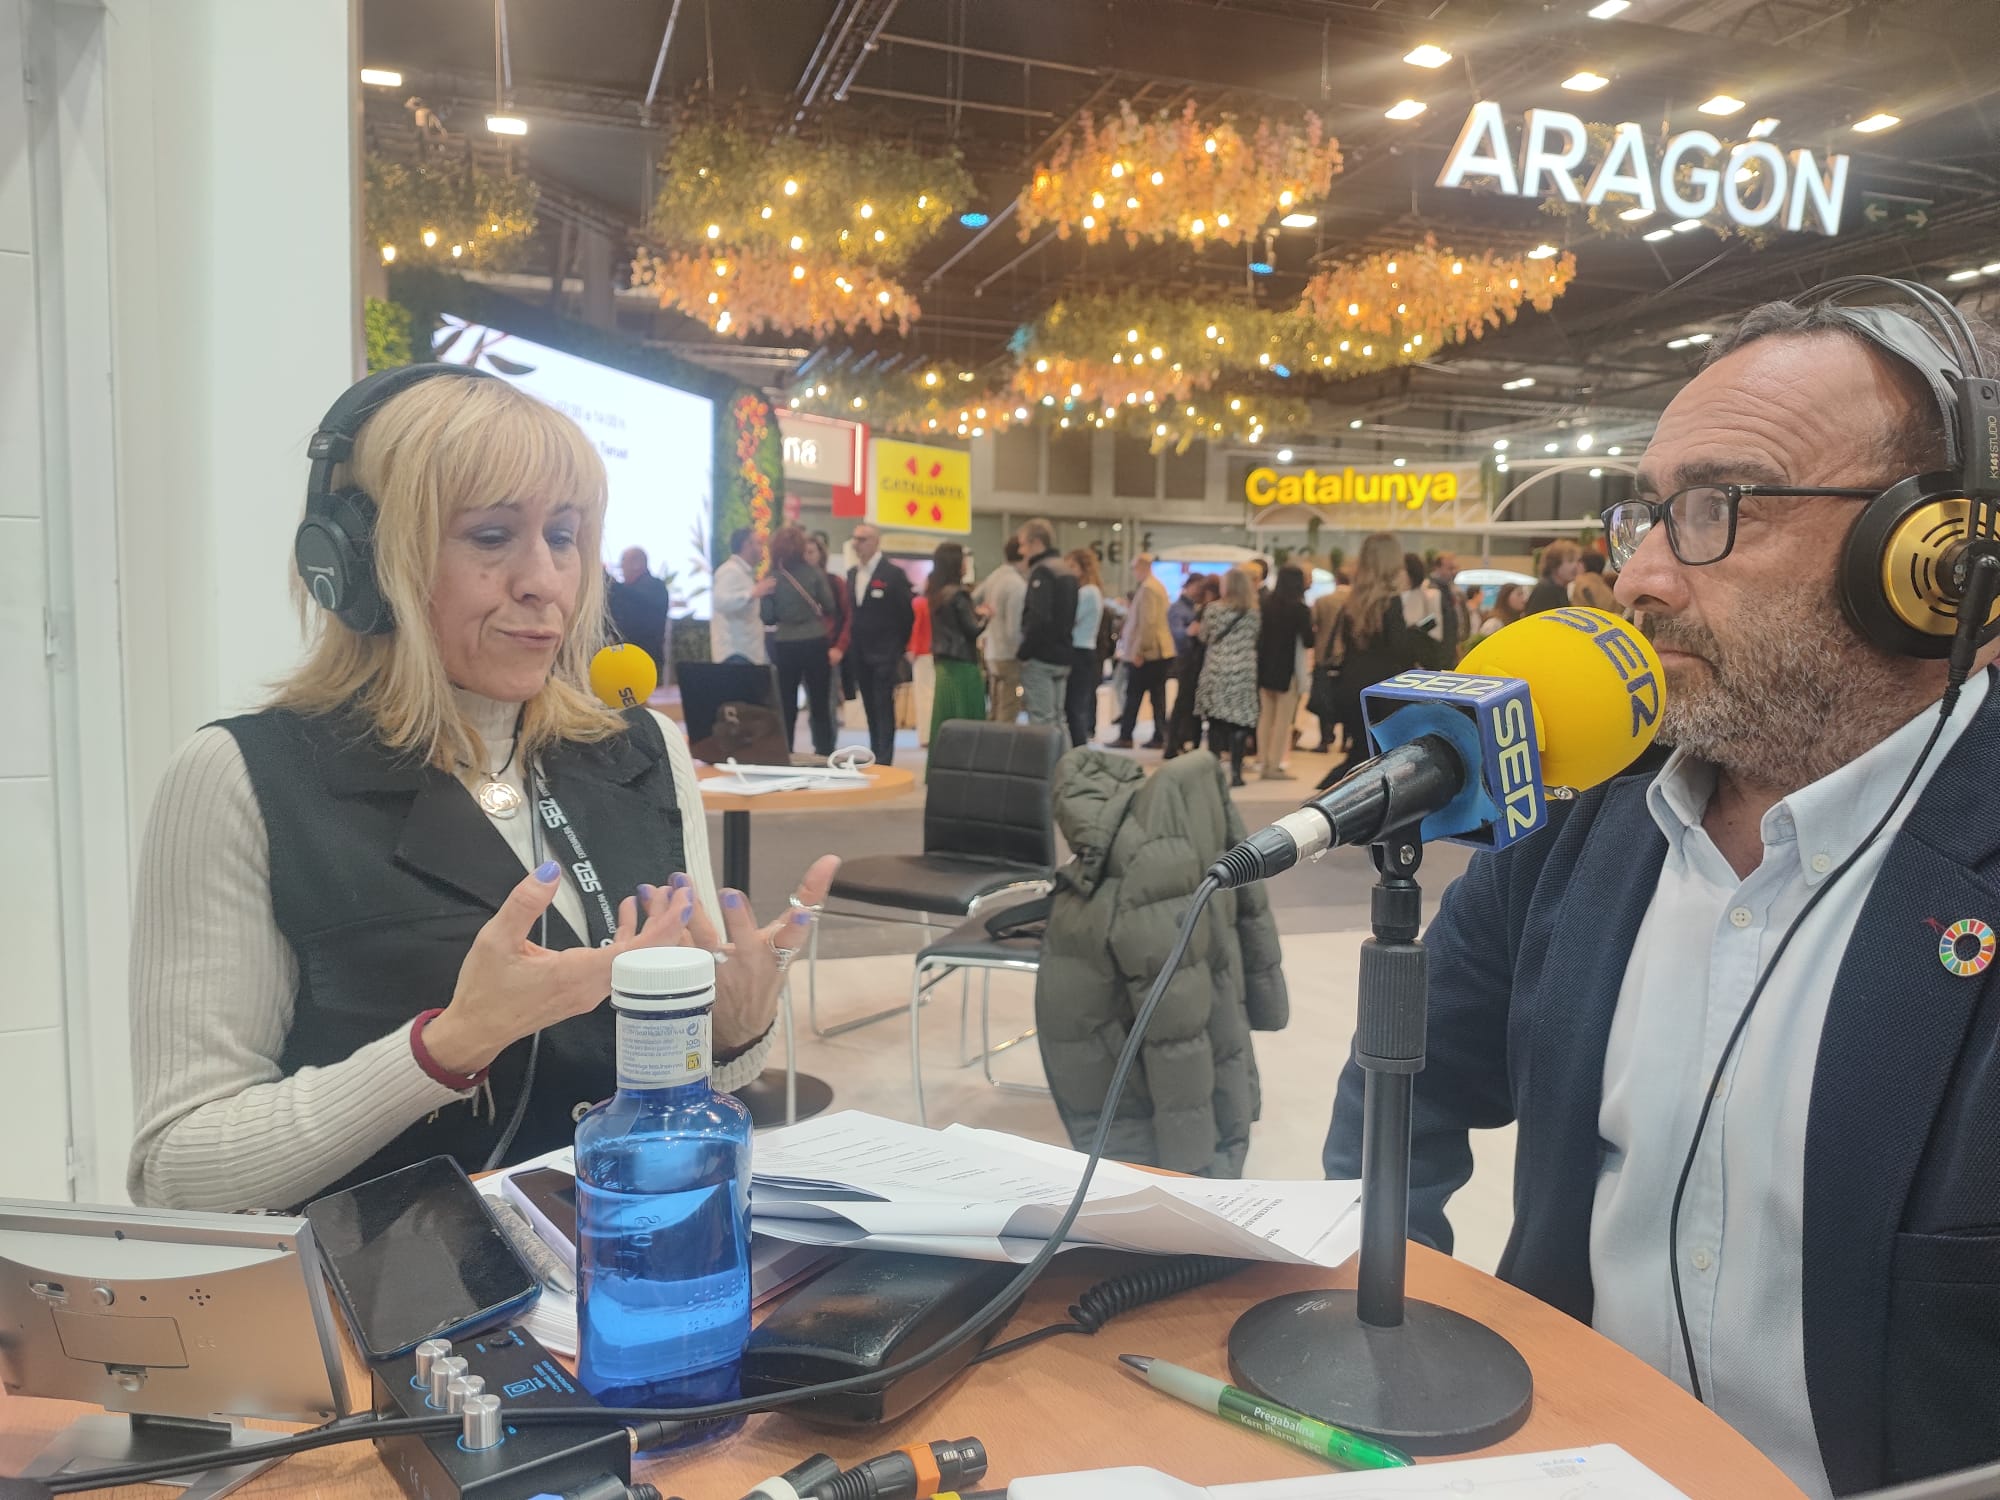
[766,935,799,972]
[788,895,824,916]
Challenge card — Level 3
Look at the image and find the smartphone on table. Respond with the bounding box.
[304,1155,540,1361]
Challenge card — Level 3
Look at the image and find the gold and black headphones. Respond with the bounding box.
[1802,276,2000,658]
[295,362,492,635]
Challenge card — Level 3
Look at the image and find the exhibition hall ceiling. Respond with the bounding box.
[361,0,2000,446]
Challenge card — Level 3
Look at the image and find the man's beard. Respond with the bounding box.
[1637,577,1922,793]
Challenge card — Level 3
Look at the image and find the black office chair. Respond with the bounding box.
[806,719,1064,1036]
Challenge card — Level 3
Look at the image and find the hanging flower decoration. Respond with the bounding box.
[638,117,971,337]
[1009,288,1286,407]
[1018,101,1342,249]
[731,393,777,559]
[1296,237,1577,349]
[364,153,538,269]
[784,360,1306,454]
[631,247,919,340]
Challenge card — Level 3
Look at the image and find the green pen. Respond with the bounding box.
[1118,1355,1413,1471]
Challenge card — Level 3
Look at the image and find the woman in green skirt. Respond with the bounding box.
[926,541,987,742]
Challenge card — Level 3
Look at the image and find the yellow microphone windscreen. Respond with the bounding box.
[589,643,659,711]
[1457,607,1665,790]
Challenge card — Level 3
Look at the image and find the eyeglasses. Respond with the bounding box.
[1601,484,1880,569]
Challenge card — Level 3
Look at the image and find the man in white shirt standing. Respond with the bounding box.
[710,525,772,664]
[974,536,1027,722]
[1325,292,2000,1497]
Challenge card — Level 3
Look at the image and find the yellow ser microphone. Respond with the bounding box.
[588,643,659,710]
[1456,605,1666,793]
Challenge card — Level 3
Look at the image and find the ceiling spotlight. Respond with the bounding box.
[1947,269,1983,283]
[1748,116,1781,138]
[1587,0,1630,14]
[359,67,403,87]
[1589,467,1605,478]
[1276,449,1295,463]
[1618,207,1654,221]
[1853,112,1901,133]
[1667,337,1692,349]
[1385,99,1429,121]
[1643,228,1674,242]
[1607,446,1623,456]
[1404,44,1452,67]
[1687,333,1712,344]
[1350,418,1364,429]
[1280,212,1318,228]
[1562,71,1610,92]
[486,114,528,136]
[1576,433,1595,451]
[959,211,990,228]
[1698,94,1746,117]
[1545,442,1561,453]
[1392,457,1407,467]
[1494,439,1510,451]
[1527,244,1559,259]
[1672,218,1702,232]
[1984,262,2000,275]
[1502,377,1536,391]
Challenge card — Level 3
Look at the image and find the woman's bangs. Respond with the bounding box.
[445,386,606,527]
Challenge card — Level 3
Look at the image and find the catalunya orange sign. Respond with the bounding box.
[872,439,971,534]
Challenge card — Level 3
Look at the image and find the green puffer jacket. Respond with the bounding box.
[1033,748,1289,1175]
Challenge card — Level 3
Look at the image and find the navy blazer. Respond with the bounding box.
[1325,675,2000,1495]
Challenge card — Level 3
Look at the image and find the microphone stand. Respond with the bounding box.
[1226,835,1534,1454]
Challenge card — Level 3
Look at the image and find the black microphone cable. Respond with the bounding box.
[45,881,1228,1494]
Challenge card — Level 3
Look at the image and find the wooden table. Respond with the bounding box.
[0,1245,1802,1498]
[696,765,916,893]
[696,764,916,1128]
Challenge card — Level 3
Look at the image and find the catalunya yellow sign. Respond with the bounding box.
[1246,464,1471,511]
[874,439,971,534]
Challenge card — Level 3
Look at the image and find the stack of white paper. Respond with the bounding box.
[749,1113,1364,1268]
[475,1113,1363,1354]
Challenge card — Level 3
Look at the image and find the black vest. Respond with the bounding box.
[219,706,688,1203]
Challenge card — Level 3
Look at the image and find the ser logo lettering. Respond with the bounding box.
[1491,695,1541,836]
[1547,609,1662,736]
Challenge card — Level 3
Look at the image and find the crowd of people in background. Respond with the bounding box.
[602,520,1626,781]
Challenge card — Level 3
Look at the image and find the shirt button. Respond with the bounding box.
[1692,1249,1713,1272]
[1811,853,1832,875]
[1729,906,1753,928]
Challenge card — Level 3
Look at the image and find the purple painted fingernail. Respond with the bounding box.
[793,910,813,925]
[535,860,559,882]
[669,871,691,890]
[722,890,743,909]
[637,883,655,904]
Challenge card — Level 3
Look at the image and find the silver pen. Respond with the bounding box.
[487,1196,577,1295]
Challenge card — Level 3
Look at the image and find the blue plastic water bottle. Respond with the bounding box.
[575,947,751,1444]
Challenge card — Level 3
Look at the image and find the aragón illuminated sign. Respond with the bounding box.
[1246,464,1467,510]
[1436,102,1850,236]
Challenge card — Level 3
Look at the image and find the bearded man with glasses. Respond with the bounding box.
[1325,295,2000,1499]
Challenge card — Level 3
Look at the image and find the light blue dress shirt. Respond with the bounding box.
[1590,673,1988,1499]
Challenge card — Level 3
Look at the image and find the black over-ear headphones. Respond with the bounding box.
[1799,276,2000,658]
[296,362,493,636]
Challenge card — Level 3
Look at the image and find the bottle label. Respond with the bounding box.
[615,1008,711,1090]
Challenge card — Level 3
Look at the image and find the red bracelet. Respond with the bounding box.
[410,1008,490,1091]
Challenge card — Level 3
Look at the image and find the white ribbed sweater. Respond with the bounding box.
[126,693,769,1211]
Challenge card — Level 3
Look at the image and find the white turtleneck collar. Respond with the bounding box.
[452,687,527,778]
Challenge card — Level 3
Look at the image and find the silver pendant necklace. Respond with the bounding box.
[474,707,526,819]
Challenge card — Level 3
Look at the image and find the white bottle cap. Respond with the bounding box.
[611,947,715,1011]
